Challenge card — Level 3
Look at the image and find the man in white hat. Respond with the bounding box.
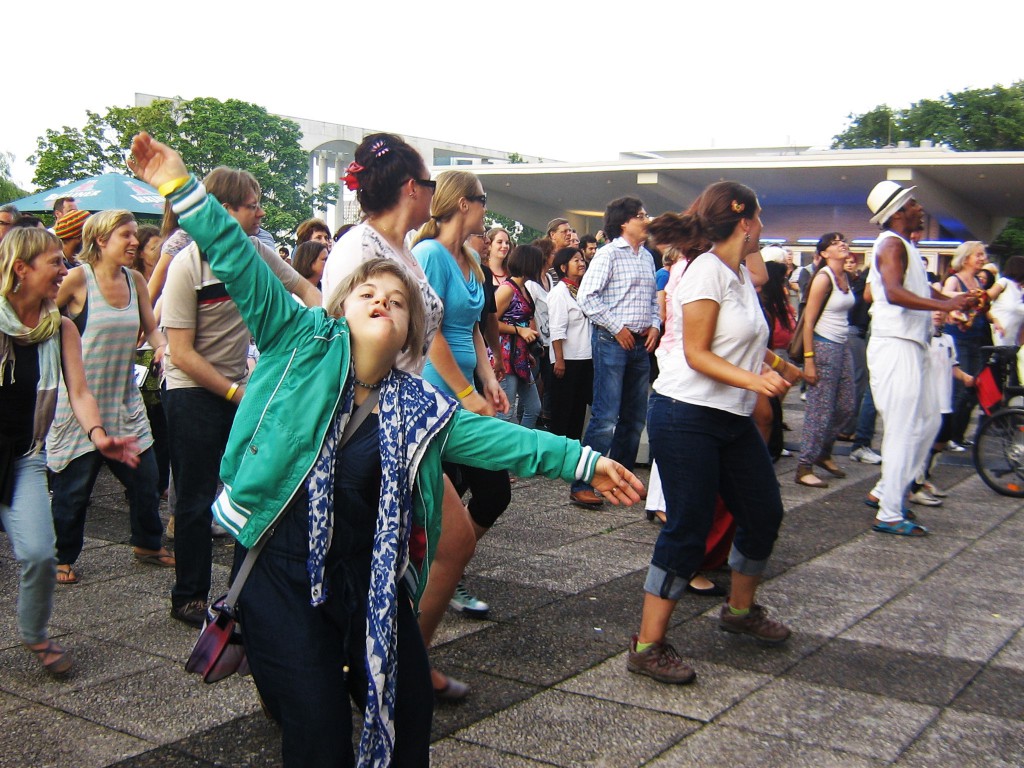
[863,181,970,536]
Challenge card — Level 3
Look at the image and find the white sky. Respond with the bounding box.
[4,1,1022,190]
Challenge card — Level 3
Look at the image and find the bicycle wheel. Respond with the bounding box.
[973,407,1024,497]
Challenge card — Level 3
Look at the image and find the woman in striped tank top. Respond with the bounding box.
[47,210,173,585]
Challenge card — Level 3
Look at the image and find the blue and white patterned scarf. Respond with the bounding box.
[304,369,457,768]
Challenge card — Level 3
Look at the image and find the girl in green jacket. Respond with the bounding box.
[128,133,644,768]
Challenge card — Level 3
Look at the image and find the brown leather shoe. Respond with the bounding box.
[570,489,604,507]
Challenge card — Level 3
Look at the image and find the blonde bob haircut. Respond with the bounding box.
[325,257,426,357]
[950,240,986,272]
[79,209,136,265]
[412,170,485,285]
[0,227,61,297]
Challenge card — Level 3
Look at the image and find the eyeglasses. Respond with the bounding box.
[633,211,650,220]
[466,194,488,207]
[413,178,436,190]
[236,202,262,212]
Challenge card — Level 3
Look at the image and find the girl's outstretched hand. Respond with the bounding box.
[590,457,645,505]
[127,133,189,190]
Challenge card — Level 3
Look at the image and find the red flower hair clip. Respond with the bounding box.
[730,200,745,214]
[342,161,364,191]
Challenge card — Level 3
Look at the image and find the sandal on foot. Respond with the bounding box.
[55,564,78,585]
[872,519,928,536]
[133,548,176,567]
[795,466,829,488]
[815,459,847,478]
[26,639,73,676]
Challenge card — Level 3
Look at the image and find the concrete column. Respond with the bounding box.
[334,157,345,232]
[306,153,315,196]
[317,153,329,217]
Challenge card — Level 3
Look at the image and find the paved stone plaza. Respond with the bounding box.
[1,395,1022,767]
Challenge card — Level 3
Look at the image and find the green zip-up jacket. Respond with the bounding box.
[169,177,601,594]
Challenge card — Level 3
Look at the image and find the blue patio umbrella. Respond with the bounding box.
[8,173,164,216]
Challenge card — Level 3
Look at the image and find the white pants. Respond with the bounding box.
[867,337,940,523]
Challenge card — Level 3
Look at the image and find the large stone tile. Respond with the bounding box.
[893,579,1024,626]
[430,665,542,740]
[717,678,937,761]
[107,747,216,767]
[950,664,1024,721]
[811,537,961,581]
[430,738,553,767]
[478,520,589,557]
[49,578,168,634]
[52,664,260,742]
[477,547,640,595]
[930,553,1024,595]
[897,709,1024,768]
[0,701,151,768]
[0,633,164,703]
[753,583,878,637]
[840,603,1019,663]
[557,651,772,722]
[430,615,619,687]
[453,689,699,767]
[78,610,202,663]
[171,711,282,767]
[446,574,563,625]
[764,560,916,604]
[788,637,980,706]
[645,724,887,768]
[666,616,824,676]
[990,626,1024,671]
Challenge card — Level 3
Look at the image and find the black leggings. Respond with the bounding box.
[442,462,511,529]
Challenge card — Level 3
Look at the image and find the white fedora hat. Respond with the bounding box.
[867,180,917,226]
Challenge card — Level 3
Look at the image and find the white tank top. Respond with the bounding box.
[867,230,931,347]
[813,267,855,343]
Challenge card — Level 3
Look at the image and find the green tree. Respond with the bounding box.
[833,81,1024,252]
[0,152,29,204]
[30,97,314,238]
[484,211,544,246]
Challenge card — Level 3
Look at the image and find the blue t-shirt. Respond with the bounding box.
[413,239,485,394]
[655,267,670,292]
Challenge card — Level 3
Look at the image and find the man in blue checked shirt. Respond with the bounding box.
[571,196,659,507]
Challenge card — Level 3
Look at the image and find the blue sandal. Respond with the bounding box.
[864,498,916,520]
[872,519,928,537]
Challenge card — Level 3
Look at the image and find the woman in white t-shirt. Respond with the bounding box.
[795,233,856,488]
[627,182,801,686]
[986,256,1024,346]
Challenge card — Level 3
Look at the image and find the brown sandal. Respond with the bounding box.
[133,548,176,567]
[55,564,79,585]
[26,639,73,675]
[795,465,829,488]
[815,458,847,478]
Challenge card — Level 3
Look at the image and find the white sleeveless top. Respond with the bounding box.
[812,267,855,344]
[867,230,931,347]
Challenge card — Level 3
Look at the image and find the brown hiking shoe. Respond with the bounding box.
[626,634,696,684]
[718,603,791,645]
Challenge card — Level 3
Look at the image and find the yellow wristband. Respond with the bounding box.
[157,176,190,197]
[225,382,240,402]
[456,384,474,400]
[770,354,784,371]
[803,352,815,358]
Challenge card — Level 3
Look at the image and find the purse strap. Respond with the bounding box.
[222,388,380,608]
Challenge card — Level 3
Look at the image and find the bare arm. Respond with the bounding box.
[59,318,141,465]
[165,326,243,404]
[879,240,969,312]
[800,271,831,385]
[682,299,790,397]
[55,267,87,315]
[132,271,168,360]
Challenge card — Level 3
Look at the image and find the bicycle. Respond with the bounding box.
[972,345,1024,497]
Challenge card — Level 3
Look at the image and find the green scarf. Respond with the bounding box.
[0,297,62,454]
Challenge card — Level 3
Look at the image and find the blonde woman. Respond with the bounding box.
[47,210,172,584]
[1,228,140,674]
[942,241,990,448]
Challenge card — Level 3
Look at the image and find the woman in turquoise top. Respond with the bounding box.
[128,133,644,768]
[411,169,513,696]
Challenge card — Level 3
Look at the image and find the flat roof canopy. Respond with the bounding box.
[461,146,1024,242]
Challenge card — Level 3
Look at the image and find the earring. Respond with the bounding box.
[744,234,750,243]
[11,279,20,294]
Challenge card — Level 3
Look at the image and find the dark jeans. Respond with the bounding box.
[573,327,650,492]
[645,394,783,600]
[51,447,162,565]
[852,384,877,449]
[548,358,593,440]
[163,387,236,608]
[145,399,171,496]
[950,334,985,443]
[443,462,511,530]
[237,518,431,767]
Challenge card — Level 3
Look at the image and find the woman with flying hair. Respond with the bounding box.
[126,132,643,768]
[47,210,173,585]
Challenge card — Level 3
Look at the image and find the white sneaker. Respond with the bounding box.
[909,489,943,506]
[449,581,489,618]
[779,448,793,457]
[946,441,966,453]
[800,392,807,402]
[922,481,949,498]
[850,446,882,465]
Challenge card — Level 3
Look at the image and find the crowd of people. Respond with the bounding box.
[0,128,1012,767]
